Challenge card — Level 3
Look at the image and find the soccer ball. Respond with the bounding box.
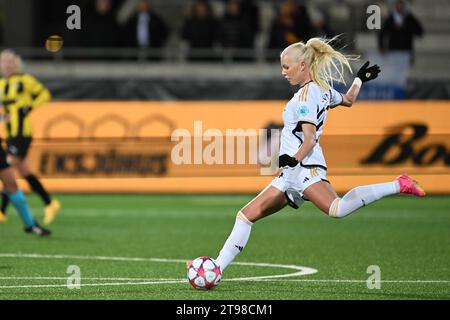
[187,256,222,290]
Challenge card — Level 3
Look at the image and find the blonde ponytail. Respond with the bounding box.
[282,36,357,91]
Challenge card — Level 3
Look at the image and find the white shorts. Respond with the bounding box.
[271,165,328,196]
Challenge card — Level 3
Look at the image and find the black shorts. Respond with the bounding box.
[6,137,32,159]
[0,140,9,170]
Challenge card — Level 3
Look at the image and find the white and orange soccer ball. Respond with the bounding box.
[187,256,222,290]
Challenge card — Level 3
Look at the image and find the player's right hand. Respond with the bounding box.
[356,61,381,83]
[21,106,33,116]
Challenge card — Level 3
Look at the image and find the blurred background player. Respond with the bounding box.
[0,49,60,225]
[0,119,50,235]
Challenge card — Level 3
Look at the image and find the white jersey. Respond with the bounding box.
[279,81,343,169]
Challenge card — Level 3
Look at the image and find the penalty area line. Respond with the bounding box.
[0,277,181,281]
[1,277,449,289]
[251,279,450,284]
[0,280,187,289]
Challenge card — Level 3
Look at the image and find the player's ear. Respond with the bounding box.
[300,60,306,72]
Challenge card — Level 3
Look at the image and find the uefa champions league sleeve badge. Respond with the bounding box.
[297,105,309,118]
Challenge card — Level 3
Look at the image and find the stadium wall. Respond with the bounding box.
[11,101,450,194]
[41,78,450,100]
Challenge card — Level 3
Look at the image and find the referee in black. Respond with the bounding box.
[0,49,60,225]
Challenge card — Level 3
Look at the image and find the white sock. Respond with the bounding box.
[215,211,253,272]
[329,181,400,218]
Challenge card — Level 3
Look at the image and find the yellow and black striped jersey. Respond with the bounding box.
[0,73,51,138]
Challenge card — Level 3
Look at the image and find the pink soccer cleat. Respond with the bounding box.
[396,174,426,197]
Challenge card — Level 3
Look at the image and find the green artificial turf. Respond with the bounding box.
[0,194,449,300]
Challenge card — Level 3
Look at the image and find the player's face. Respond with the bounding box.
[280,53,305,85]
[0,53,17,77]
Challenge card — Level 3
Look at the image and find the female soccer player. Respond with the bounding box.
[0,49,60,225]
[0,145,50,235]
[214,38,425,273]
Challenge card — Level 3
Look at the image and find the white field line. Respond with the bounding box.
[0,253,448,289]
[0,276,180,281]
[0,280,186,289]
[0,277,181,281]
[1,277,449,289]
[0,253,187,263]
[1,276,448,284]
[0,276,450,283]
[252,279,450,283]
[0,252,317,288]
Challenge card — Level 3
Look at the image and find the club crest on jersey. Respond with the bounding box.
[297,105,309,117]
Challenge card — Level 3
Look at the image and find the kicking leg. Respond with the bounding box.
[215,185,287,272]
[304,174,425,218]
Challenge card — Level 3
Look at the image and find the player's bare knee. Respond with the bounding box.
[3,181,18,193]
[18,166,31,177]
[0,170,18,192]
[327,197,342,218]
[7,156,17,167]
[240,207,260,223]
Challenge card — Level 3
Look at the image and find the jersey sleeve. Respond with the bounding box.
[23,74,51,108]
[292,85,319,125]
[24,74,44,94]
[329,87,343,108]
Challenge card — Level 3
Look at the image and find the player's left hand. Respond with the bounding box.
[278,154,299,168]
[356,61,381,83]
[279,155,303,187]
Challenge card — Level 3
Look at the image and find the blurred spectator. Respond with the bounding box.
[218,0,255,60]
[0,11,4,46]
[308,8,349,52]
[378,0,424,64]
[239,0,260,41]
[82,0,120,47]
[268,0,313,56]
[122,0,169,50]
[181,0,218,61]
[310,9,333,39]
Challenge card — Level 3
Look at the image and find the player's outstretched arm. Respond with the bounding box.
[340,61,380,107]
